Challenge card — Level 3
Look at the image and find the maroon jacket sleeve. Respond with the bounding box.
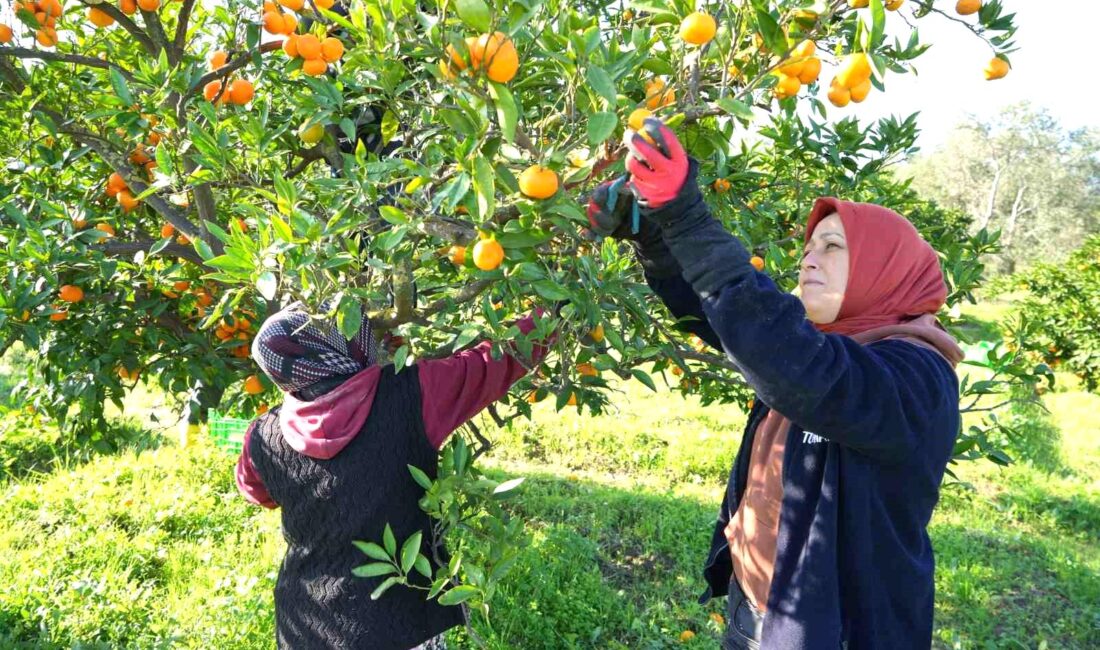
[418,314,550,449]
[235,423,278,509]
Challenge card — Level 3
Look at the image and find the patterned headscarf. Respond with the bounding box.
[251,301,377,395]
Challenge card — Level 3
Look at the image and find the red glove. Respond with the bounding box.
[624,118,689,210]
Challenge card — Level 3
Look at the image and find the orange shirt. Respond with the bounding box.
[725,409,791,612]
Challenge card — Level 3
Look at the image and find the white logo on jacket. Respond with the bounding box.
[802,431,825,444]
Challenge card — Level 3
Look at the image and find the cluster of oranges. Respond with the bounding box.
[827,52,873,107]
[213,311,257,359]
[282,32,345,76]
[774,40,821,99]
[105,171,142,213]
[9,0,62,47]
[644,78,676,110]
[447,232,506,272]
[88,0,163,28]
[442,31,519,84]
[848,0,904,9]
[203,51,256,104]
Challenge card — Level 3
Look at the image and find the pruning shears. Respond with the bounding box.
[604,173,641,236]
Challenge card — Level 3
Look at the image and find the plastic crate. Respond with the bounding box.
[208,410,252,453]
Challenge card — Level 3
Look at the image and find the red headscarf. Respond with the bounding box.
[804,198,964,367]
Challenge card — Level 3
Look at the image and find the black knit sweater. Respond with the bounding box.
[249,364,464,649]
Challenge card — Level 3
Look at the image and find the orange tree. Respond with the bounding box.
[1,0,1033,622]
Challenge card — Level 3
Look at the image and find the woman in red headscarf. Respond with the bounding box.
[586,119,963,650]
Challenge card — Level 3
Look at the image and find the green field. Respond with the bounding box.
[0,307,1097,649]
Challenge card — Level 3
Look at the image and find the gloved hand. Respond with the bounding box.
[584,176,683,279]
[624,118,690,211]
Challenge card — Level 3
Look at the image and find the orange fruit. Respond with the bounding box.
[836,52,872,88]
[120,0,137,14]
[282,13,298,33]
[117,365,140,381]
[448,245,466,266]
[19,310,31,322]
[956,0,980,15]
[315,0,334,8]
[73,217,88,230]
[518,164,558,199]
[566,392,578,406]
[262,11,285,34]
[59,285,84,303]
[88,7,114,27]
[713,178,731,193]
[472,238,505,271]
[233,345,250,358]
[848,0,869,7]
[172,280,191,292]
[129,145,151,165]
[885,0,904,9]
[671,365,683,376]
[279,0,304,10]
[750,255,765,271]
[679,630,696,642]
[203,80,225,103]
[49,307,68,321]
[145,131,162,146]
[301,58,328,76]
[576,363,598,377]
[36,27,57,47]
[228,79,254,105]
[774,74,801,99]
[525,391,541,403]
[96,223,116,237]
[117,191,140,212]
[197,292,214,307]
[320,37,344,63]
[176,234,190,245]
[283,34,300,57]
[589,323,605,343]
[984,56,1009,80]
[0,24,12,45]
[445,36,479,72]
[827,82,851,107]
[40,0,61,17]
[627,108,652,131]
[257,403,270,415]
[209,50,228,71]
[798,57,822,84]
[849,78,872,103]
[471,32,519,83]
[137,0,160,11]
[679,12,716,45]
[296,34,321,60]
[244,374,264,394]
[106,172,127,196]
[644,78,676,109]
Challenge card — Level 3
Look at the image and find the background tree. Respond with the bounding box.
[905,102,1100,274]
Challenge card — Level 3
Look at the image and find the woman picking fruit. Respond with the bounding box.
[586,118,964,650]
[234,301,551,650]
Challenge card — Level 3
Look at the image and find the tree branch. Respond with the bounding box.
[0,46,137,83]
[172,0,198,62]
[140,8,172,56]
[0,55,26,93]
[95,238,206,265]
[375,280,493,329]
[76,1,158,55]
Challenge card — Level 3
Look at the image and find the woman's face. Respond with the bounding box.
[799,213,850,324]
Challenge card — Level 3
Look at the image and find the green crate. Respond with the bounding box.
[208,410,253,453]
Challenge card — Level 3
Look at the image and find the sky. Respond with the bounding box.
[832,0,1096,154]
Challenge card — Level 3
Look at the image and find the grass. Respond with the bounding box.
[0,301,1096,649]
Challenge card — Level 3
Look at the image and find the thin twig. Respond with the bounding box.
[0,47,137,82]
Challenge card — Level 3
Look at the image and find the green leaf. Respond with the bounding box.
[473,156,495,219]
[400,531,422,574]
[496,230,553,248]
[381,110,399,146]
[587,111,617,147]
[532,280,570,301]
[585,65,617,107]
[407,464,433,490]
[352,541,392,562]
[379,205,408,225]
[393,344,409,371]
[109,69,134,106]
[414,555,432,579]
[869,0,886,49]
[438,584,479,606]
[256,271,277,301]
[455,0,491,31]
[370,576,400,600]
[338,294,363,340]
[340,117,356,142]
[383,524,397,557]
[352,562,397,578]
[753,7,786,55]
[631,369,657,392]
[488,82,518,144]
[269,214,294,242]
[716,98,755,121]
[193,239,216,261]
[492,477,525,496]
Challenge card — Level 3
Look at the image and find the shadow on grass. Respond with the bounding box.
[1002,391,1069,475]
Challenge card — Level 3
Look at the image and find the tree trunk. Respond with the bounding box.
[181,380,226,425]
[978,164,1004,231]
